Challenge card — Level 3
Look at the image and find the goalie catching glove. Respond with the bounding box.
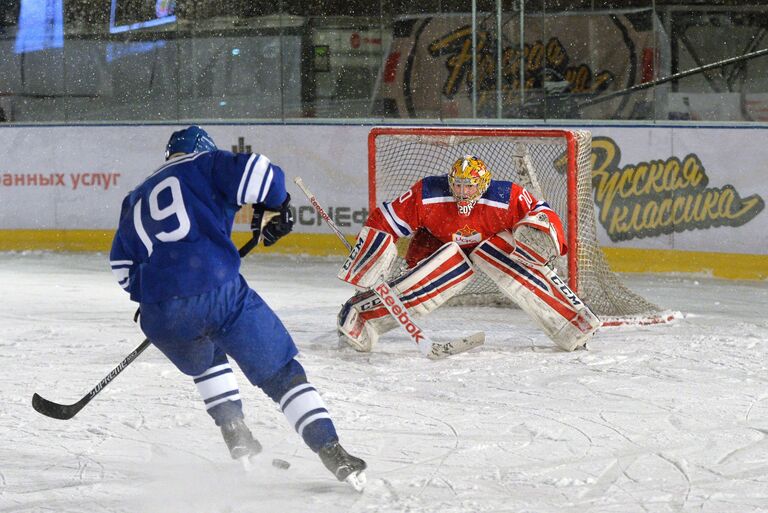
[337,227,398,290]
[510,210,565,267]
[251,194,294,247]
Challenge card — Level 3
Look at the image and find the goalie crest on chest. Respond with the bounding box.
[452,224,482,245]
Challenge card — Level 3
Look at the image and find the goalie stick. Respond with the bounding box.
[32,235,265,421]
[293,176,484,359]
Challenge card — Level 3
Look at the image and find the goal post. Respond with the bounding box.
[367,126,679,325]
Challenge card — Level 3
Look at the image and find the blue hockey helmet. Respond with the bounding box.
[165,126,217,160]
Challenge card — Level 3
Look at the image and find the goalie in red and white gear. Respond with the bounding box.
[337,155,600,353]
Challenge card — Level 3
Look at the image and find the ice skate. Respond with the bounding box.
[319,441,367,492]
[220,418,262,470]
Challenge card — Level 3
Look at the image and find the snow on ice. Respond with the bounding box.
[1,252,767,512]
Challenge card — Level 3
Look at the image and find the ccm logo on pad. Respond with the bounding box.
[342,237,364,271]
[550,274,582,306]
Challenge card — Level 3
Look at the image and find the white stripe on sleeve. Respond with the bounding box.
[110,260,133,289]
[257,167,274,203]
[236,154,258,205]
[381,202,413,237]
[111,267,130,289]
[238,155,272,205]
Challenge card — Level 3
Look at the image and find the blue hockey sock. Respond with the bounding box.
[260,359,338,452]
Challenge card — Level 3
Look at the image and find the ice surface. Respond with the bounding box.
[1,252,767,512]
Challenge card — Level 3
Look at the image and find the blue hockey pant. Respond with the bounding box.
[139,275,336,451]
[139,275,298,385]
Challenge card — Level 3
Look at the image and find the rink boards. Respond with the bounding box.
[0,123,765,280]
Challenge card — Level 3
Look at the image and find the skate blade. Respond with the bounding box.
[345,470,367,492]
[238,455,254,472]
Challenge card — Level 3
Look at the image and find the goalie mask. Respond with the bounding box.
[449,155,491,216]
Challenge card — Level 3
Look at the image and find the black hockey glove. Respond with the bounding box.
[261,194,294,247]
[250,203,268,243]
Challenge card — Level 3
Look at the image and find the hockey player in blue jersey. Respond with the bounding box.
[109,126,366,490]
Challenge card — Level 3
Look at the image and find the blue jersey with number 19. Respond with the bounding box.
[110,150,287,304]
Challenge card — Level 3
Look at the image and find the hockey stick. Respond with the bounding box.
[293,176,484,359]
[32,235,263,420]
[32,339,151,420]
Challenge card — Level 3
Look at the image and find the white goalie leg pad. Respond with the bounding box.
[337,227,398,290]
[470,232,600,351]
[337,241,474,351]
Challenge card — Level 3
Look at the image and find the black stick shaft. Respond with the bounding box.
[32,236,258,420]
[32,339,151,420]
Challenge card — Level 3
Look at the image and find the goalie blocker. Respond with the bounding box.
[337,227,398,289]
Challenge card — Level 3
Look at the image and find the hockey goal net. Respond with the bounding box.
[368,127,677,325]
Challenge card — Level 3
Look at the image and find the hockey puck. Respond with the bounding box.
[271,458,291,469]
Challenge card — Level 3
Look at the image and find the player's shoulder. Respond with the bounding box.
[420,175,451,200]
[484,179,514,203]
[127,153,204,196]
[149,152,206,177]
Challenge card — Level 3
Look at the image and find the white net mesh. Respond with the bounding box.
[370,127,663,319]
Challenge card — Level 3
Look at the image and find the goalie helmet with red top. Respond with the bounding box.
[448,155,491,216]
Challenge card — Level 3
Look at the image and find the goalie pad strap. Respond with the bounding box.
[337,227,397,289]
[470,233,600,351]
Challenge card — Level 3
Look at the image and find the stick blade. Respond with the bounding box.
[426,331,485,360]
[32,393,81,420]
